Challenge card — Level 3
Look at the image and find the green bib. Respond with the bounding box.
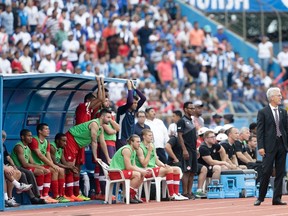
[109,145,136,170]
[69,119,102,148]
[135,142,156,168]
[103,122,116,141]
[32,137,48,165]
[50,141,63,163]
[11,141,31,167]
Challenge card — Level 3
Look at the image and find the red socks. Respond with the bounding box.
[43,172,51,197]
[36,174,44,196]
[51,180,59,198]
[166,173,175,197]
[65,172,74,197]
[73,175,80,196]
[58,178,65,197]
[173,174,180,194]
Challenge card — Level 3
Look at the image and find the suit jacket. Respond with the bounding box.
[257,106,288,153]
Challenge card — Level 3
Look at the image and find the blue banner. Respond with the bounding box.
[187,0,288,12]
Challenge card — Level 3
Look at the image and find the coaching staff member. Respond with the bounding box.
[254,87,288,206]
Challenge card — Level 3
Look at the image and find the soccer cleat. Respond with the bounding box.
[30,197,47,204]
[64,195,75,202]
[42,196,59,203]
[56,196,70,203]
[16,183,32,194]
[174,194,189,201]
[77,194,91,201]
[69,195,84,202]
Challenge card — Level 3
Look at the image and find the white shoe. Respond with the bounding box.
[177,193,189,200]
[172,194,188,201]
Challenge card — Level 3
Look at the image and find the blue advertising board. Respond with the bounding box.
[187,0,288,12]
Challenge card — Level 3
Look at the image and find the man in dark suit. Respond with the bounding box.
[254,87,288,206]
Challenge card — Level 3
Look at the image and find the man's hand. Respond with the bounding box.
[147,143,153,152]
[127,80,132,90]
[52,164,60,172]
[183,149,189,160]
[258,148,265,157]
[131,80,136,89]
[70,166,79,174]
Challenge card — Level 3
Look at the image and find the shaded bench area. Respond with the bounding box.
[0,74,126,211]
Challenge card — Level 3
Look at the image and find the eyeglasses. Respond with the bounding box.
[207,136,216,139]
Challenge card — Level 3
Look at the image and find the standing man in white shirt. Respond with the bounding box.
[277,44,288,81]
[62,31,80,68]
[258,36,273,74]
[145,107,169,164]
[38,50,56,73]
[0,52,11,74]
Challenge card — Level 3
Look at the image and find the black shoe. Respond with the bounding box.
[134,197,143,203]
[254,200,262,206]
[30,197,47,204]
[124,198,139,204]
[272,200,287,205]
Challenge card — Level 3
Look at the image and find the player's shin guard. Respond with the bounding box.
[166,173,175,197]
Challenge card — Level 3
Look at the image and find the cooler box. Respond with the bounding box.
[207,180,225,199]
[220,169,257,198]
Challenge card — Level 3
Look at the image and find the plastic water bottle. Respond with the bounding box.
[118,189,123,203]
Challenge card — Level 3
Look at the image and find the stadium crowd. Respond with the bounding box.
[1,0,286,207]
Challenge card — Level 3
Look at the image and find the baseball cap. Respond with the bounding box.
[198,127,209,136]
[213,126,223,134]
[212,113,222,119]
[61,61,67,66]
[222,124,233,132]
[216,133,228,142]
[62,52,68,58]
[217,25,224,30]
[194,100,203,107]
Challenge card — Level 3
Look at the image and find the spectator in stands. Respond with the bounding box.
[136,129,187,201]
[228,81,243,102]
[258,35,273,74]
[163,0,179,20]
[86,33,98,61]
[116,80,146,150]
[19,45,32,73]
[25,0,38,33]
[137,21,153,56]
[57,61,72,73]
[277,44,288,81]
[1,5,14,36]
[109,134,149,204]
[55,22,67,50]
[198,130,231,181]
[134,110,150,140]
[38,50,56,73]
[217,45,229,88]
[11,51,23,73]
[102,20,116,38]
[62,31,80,68]
[189,21,204,49]
[177,102,197,199]
[156,53,173,87]
[145,107,169,164]
[56,52,74,72]
[209,113,222,129]
[184,50,201,83]
[214,25,228,43]
[0,52,12,74]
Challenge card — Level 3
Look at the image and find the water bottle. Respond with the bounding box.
[118,189,123,203]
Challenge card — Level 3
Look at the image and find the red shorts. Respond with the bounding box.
[145,167,160,178]
[64,131,81,163]
[108,170,133,180]
[76,147,85,165]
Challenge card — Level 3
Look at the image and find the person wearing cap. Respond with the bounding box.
[209,113,223,129]
[198,130,231,182]
[220,127,244,170]
[116,80,146,150]
[56,52,74,72]
[214,25,228,43]
[223,114,234,125]
[192,100,205,131]
[254,87,288,206]
[38,49,56,73]
[145,107,169,164]
[85,33,98,60]
[62,31,80,68]
[57,61,72,73]
[177,102,197,199]
[196,127,208,149]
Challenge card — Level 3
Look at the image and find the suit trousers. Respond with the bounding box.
[258,137,287,202]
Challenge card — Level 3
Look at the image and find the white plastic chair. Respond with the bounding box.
[139,168,167,202]
[97,159,131,204]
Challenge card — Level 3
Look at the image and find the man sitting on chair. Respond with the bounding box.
[109,134,149,204]
[135,129,188,201]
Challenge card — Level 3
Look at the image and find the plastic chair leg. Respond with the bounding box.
[155,178,161,202]
[124,180,130,204]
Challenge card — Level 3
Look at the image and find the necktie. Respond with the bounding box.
[274,108,281,137]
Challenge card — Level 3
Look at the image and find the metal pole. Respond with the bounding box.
[243,8,246,40]
[260,5,264,36]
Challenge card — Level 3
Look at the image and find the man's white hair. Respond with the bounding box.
[266,87,281,102]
